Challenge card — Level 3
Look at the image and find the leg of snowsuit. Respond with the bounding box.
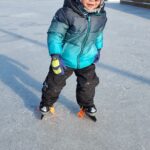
[41,66,73,107]
[75,64,99,107]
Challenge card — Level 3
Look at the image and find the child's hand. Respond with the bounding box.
[51,55,66,75]
[94,50,101,63]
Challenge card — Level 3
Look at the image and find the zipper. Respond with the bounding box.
[77,15,91,69]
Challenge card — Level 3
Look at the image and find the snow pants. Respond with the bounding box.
[41,64,99,107]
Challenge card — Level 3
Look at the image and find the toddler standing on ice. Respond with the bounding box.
[39,0,107,119]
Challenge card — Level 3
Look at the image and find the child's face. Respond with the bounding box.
[81,0,101,11]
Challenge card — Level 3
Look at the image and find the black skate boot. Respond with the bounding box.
[39,103,50,120]
[39,102,55,120]
[78,105,97,122]
[85,105,97,122]
[84,105,97,116]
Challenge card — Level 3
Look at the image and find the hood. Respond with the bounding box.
[63,0,105,17]
[63,0,84,16]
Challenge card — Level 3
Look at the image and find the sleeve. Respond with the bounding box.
[95,32,103,50]
[47,8,69,55]
[95,9,107,51]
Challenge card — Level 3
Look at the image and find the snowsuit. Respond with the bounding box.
[41,0,107,107]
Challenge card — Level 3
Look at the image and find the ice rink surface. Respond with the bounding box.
[0,0,150,150]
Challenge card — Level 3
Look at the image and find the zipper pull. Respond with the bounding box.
[88,16,91,22]
[86,15,90,22]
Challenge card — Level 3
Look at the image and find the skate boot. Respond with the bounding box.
[77,105,97,122]
[84,105,97,116]
[39,102,55,120]
[39,104,50,114]
[39,103,50,119]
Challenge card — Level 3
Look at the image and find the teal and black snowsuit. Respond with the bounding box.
[41,0,107,108]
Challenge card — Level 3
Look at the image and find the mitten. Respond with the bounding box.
[51,54,66,75]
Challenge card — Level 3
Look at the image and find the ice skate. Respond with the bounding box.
[39,104,55,120]
[77,105,97,122]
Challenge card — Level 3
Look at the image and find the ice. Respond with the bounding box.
[0,0,150,150]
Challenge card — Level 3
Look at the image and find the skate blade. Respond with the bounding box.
[77,109,97,122]
[40,112,49,120]
[86,114,97,122]
[41,114,44,120]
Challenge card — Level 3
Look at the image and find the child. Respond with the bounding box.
[39,0,107,117]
